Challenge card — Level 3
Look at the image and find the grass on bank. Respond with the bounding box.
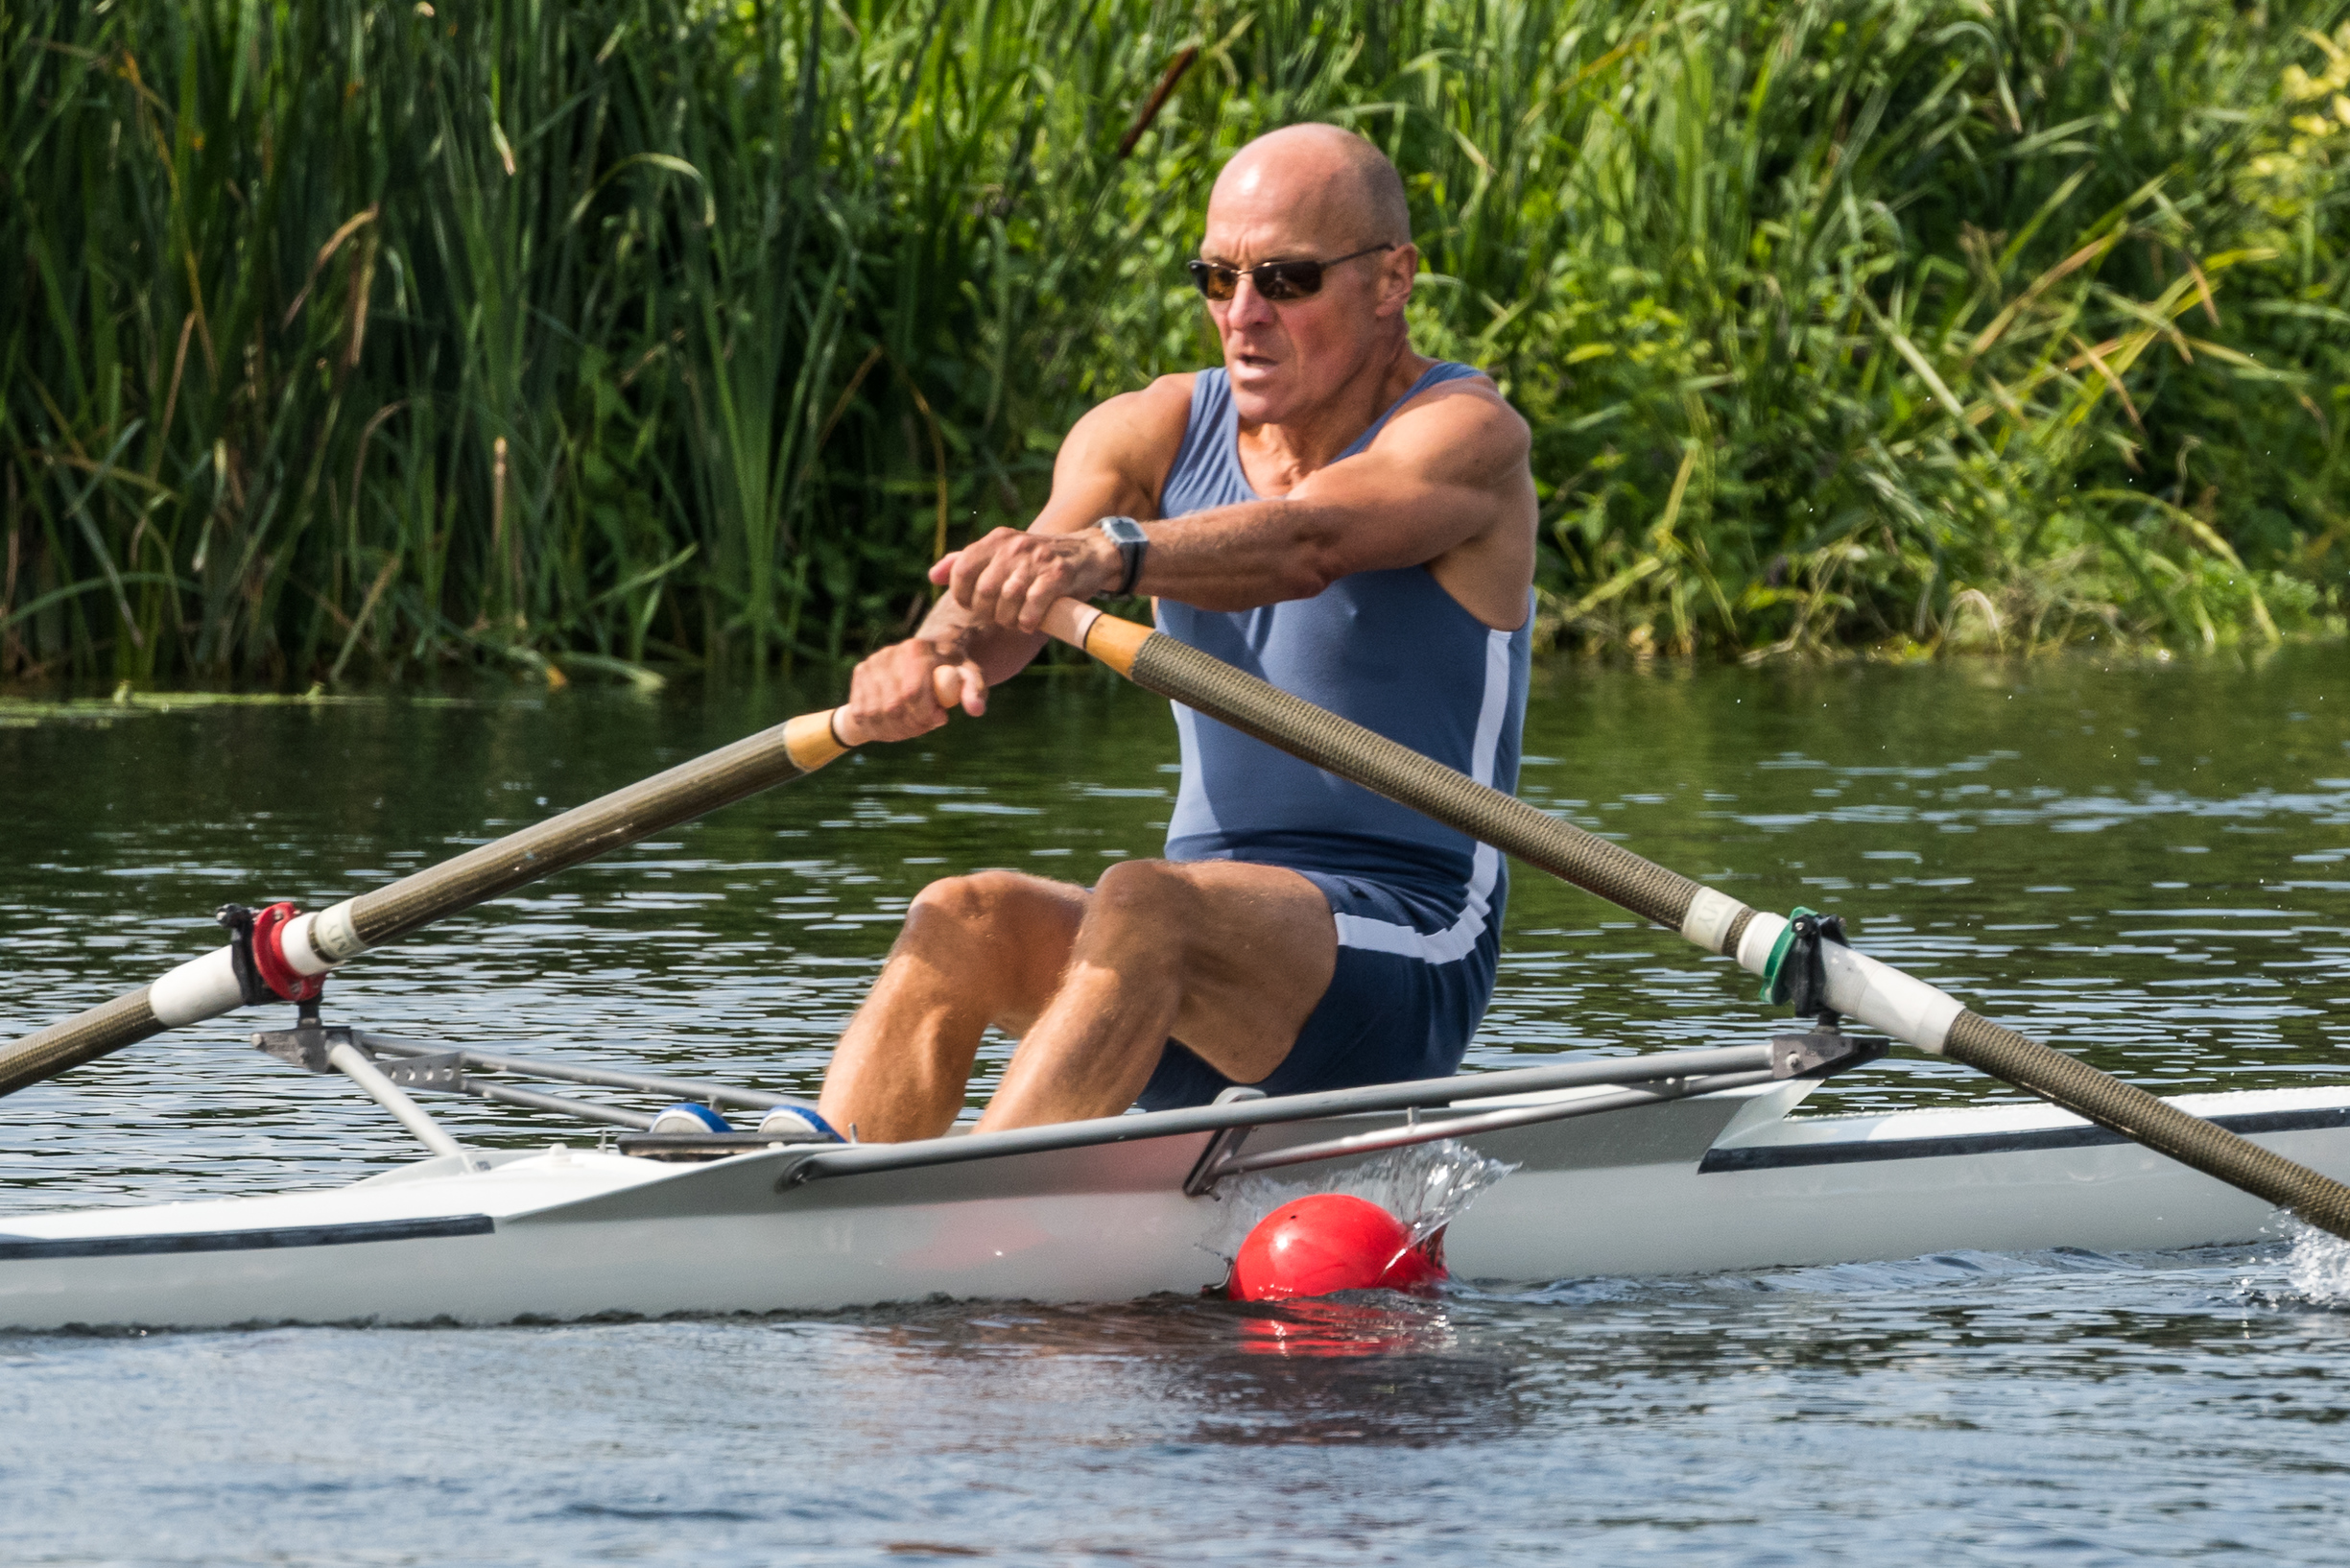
[4,0,2346,685]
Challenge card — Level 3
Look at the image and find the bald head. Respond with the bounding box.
[1196,125,1420,425]
[1209,124,1411,251]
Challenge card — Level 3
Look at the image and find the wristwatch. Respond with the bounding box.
[1096,515,1149,597]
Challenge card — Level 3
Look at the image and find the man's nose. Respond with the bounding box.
[1225,273,1279,327]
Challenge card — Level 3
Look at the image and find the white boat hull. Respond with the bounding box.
[5,1082,2345,1329]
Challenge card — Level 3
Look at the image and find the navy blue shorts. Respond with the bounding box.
[1134,867,1502,1110]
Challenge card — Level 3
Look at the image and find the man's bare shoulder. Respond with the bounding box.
[1071,373,1197,446]
[1055,374,1199,519]
[1378,369,1531,463]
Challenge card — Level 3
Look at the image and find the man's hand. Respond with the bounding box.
[843,636,989,744]
[931,527,1125,633]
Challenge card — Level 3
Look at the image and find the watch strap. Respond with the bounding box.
[1097,515,1147,596]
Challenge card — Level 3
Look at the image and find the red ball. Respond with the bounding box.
[1228,1194,1445,1302]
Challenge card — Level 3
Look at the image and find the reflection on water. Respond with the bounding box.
[1231,1292,1455,1349]
[833,1293,1516,1442]
[4,647,2350,1559]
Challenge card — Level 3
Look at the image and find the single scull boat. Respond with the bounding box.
[1,1013,2341,1330]
[10,611,2346,1327]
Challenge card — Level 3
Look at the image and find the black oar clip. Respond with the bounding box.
[217,900,326,1011]
[225,901,343,1070]
[1763,907,1885,1079]
[214,904,273,1009]
[1764,906,1849,1024]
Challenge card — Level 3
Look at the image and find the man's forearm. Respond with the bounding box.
[912,595,1048,685]
[1136,502,1344,610]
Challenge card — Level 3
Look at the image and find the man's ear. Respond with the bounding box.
[1375,244,1419,317]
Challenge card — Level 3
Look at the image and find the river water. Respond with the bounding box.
[2,646,2347,1563]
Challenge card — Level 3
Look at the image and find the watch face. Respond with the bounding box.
[1101,516,1146,545]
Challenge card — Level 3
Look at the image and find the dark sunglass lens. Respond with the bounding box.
[1186,260,1237,300]
[1258,261,1324,300]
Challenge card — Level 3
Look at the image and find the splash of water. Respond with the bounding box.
[2283,1221,2350,1304]
[1202,1139,1518,1266]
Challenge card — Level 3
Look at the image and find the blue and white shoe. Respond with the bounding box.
[754,1103,843,1144]
[649,1103,733,1135]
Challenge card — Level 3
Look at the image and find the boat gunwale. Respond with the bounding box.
[767,1043,1785,1185]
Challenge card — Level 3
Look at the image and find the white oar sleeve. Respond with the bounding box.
[147,948,246,1028]
[279,902,364,971]
[1732,911,1963,1055]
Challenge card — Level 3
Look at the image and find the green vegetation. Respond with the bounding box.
[5,0,2346,682]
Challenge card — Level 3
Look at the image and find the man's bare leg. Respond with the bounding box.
[817,870,1085,1143]
[976,859,1337,1131]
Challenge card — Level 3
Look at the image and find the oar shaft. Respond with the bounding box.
[1092,611,1709,924]
[1938,1012,2350,1235]
[1041,601,2350,1241]
[0,710,861,1099]
[344,710,852,950]
[0,991,165,1105]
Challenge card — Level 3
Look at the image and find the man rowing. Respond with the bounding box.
[815,123,1538,1142]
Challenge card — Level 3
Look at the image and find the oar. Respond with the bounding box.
[1035,599,2350,1242]
[0,707,871,1098]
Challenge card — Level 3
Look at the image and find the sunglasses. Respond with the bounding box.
[1185,244,1395,302]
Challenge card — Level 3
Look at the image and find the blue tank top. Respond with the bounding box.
[1154,363,1533,941]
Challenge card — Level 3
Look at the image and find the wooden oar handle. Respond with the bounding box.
[1039,600,1150,676]
[784,707,871,771]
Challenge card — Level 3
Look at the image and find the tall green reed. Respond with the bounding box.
[1234,0,2350,654]
[2,0,2342,684]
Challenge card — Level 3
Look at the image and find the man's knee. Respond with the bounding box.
[1086,859,1194,931]
[904,869,1081,945]
[907,868,1012,926]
